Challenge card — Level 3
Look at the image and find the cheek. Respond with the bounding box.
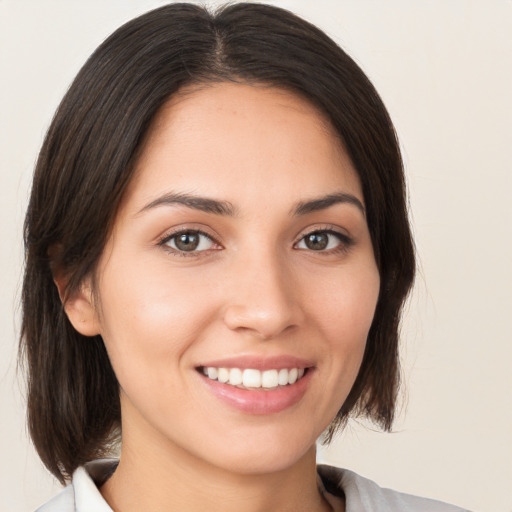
[307,263,380,340]
[95,259,220,385]
[303,260,380,388]
[295,261,380,425]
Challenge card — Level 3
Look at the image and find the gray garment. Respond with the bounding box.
[35,459,471,512]
[318,465,471,512]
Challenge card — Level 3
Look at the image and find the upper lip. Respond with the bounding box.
[197,355,314,371]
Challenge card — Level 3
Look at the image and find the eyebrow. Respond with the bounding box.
[137,190,364,217]
[138,192,237,216]
[293,192,365,216]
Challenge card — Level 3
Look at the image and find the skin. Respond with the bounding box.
[63,83,380,512]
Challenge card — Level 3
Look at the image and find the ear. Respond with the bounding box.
[54,273,101,337]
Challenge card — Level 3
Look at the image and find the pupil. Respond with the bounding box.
[306,233,328,250]
[176,232,199,251]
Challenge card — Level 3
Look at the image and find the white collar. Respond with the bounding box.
[36,459,468,512]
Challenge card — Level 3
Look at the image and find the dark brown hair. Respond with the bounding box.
[21,2,415,483]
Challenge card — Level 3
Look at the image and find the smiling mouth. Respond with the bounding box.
[198,366,308,390]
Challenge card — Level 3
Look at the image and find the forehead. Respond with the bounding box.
[123,82,363,212]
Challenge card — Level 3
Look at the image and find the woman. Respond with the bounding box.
[21,3,469,511]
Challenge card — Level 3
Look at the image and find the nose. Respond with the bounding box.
[222,252,303,340]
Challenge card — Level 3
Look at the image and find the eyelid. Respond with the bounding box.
[156,223,352,257]
[294,224,352,243]
[293,225,354,252]
[157,226,223,256]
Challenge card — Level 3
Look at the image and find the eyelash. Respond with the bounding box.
[157,226,353,257]
[294,228,353,255]
[158,228,222,258]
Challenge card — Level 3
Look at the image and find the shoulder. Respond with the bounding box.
[34,460,116,512]
[318,465,471,512]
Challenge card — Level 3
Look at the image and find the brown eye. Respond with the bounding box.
[175,232,199,251]
[163,230,215,252]
[304,232,329,250]
[295,230,350,252]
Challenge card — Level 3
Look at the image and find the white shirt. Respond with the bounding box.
[35,459,471,512]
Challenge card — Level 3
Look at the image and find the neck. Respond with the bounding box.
[101,432,332,512]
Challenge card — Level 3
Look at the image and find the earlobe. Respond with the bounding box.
[53,274,101,337]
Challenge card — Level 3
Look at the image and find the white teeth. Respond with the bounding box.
[229,368,243,386]
[278,368,289,386]
[262,369,279,388]
[218,367,229,383]
[201,366,306,389]
[242,369,261,388]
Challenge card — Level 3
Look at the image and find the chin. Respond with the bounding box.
[177,421,322,476]
[209,446,315,476]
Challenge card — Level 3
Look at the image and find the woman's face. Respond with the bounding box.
[83,83,380,474]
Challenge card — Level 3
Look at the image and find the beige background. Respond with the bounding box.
[1,1,511,511]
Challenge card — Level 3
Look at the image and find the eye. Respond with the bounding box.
[295,230,350,252]
[161,230,217,253]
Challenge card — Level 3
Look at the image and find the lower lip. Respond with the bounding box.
[199,369,312,415]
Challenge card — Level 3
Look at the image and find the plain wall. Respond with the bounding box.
[1,1,510,511]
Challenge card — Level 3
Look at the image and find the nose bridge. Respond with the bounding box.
[223,245,300,339]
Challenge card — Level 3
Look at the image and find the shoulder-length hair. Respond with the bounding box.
[21,2,415,483]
